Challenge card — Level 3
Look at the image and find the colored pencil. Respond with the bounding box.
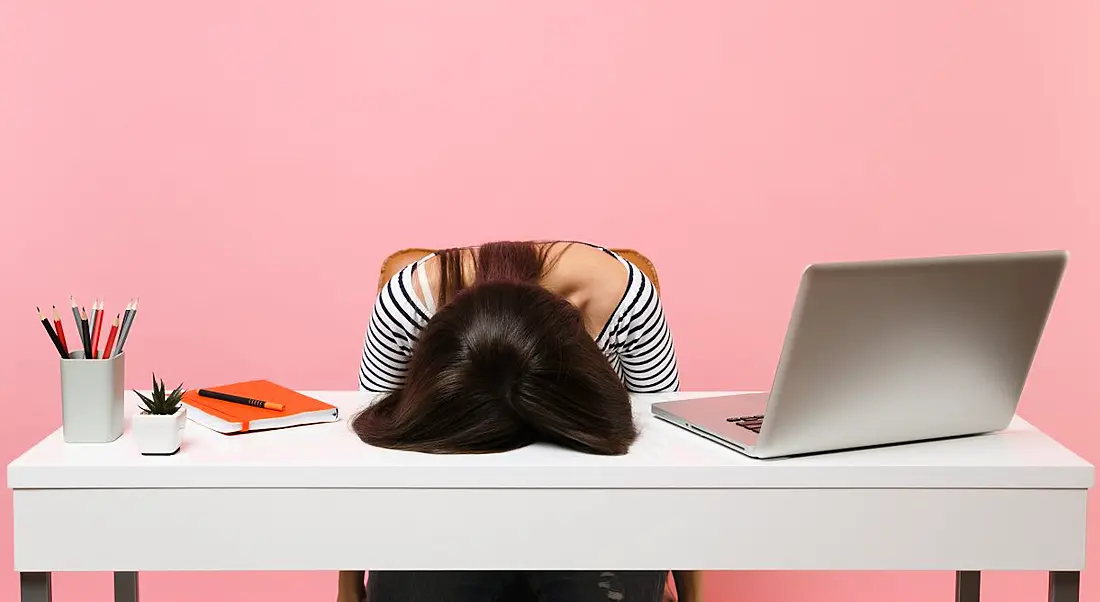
[38,307,69,359]
[90,298,100,337]
[118,296,139,353]
[101,314,120,359]
[197,388,285,412]
[79,307,92,358]
[70,296,86,352]
[115,298,136,355]
[51,306,69,354]
[90,299,104,358]
[112,299,131,356]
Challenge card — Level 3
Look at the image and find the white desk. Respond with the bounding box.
[8,391,1093,602]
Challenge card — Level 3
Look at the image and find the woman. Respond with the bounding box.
[345,240,680,601]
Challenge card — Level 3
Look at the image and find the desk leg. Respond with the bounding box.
[114,572,139,602]
[20,572,52,602]
[955,571,980,602]
[1048,571,1079,602]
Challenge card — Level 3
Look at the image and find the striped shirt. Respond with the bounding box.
[358,245,680,394]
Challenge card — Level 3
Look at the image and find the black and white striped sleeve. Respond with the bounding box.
[617,267,680,393]
[358,270,429,392]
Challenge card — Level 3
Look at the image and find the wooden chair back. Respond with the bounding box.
[377,246,660,294]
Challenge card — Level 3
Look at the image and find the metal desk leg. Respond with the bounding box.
[955,571,980,602]
[1048,571,1080,602]
[114,572,139,602]
[20,572,52,602]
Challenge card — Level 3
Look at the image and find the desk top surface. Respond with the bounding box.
[7,391,1093,490]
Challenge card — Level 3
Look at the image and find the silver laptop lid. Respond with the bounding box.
[750,250,1067,457]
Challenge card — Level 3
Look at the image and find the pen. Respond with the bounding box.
[38,307,69,359]
[51,306,69,354]
[197,389,285,412]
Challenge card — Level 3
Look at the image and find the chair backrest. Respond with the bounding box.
[377,246,661,294]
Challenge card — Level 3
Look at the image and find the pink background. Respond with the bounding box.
[1,1,1096,600]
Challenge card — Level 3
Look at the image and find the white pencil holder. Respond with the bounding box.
[59,350,125,443]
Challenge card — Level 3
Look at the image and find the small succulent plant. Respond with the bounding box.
[134,373,185,415]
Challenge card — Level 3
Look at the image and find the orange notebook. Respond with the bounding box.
[181,380,339,434]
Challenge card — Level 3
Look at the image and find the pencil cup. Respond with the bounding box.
[59,350,125,443]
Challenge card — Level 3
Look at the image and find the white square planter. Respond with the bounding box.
[132,407,187,456]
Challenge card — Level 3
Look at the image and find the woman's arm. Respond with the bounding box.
[617,269,680,393]
[358,275,424,392]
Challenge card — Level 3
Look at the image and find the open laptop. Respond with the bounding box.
[651,250,1068,459]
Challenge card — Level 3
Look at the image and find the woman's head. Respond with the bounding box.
[351,241,637,455]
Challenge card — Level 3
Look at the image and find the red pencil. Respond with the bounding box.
[101,314,120,359]
[51,306,69,354]
[90,299,104,358]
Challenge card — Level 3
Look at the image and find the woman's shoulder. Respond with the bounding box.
[376,252,437,320]
[542,243,627,335]
[557,242,657,297]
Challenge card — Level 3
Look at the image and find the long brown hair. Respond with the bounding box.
[435,241,567,306]
[351,241,637,455]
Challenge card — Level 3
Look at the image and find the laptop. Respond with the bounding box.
[651,250,1068,459]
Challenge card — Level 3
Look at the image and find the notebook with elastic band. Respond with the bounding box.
[181,379,339,434]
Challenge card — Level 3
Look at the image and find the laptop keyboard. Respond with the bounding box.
[726,414,764,433]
